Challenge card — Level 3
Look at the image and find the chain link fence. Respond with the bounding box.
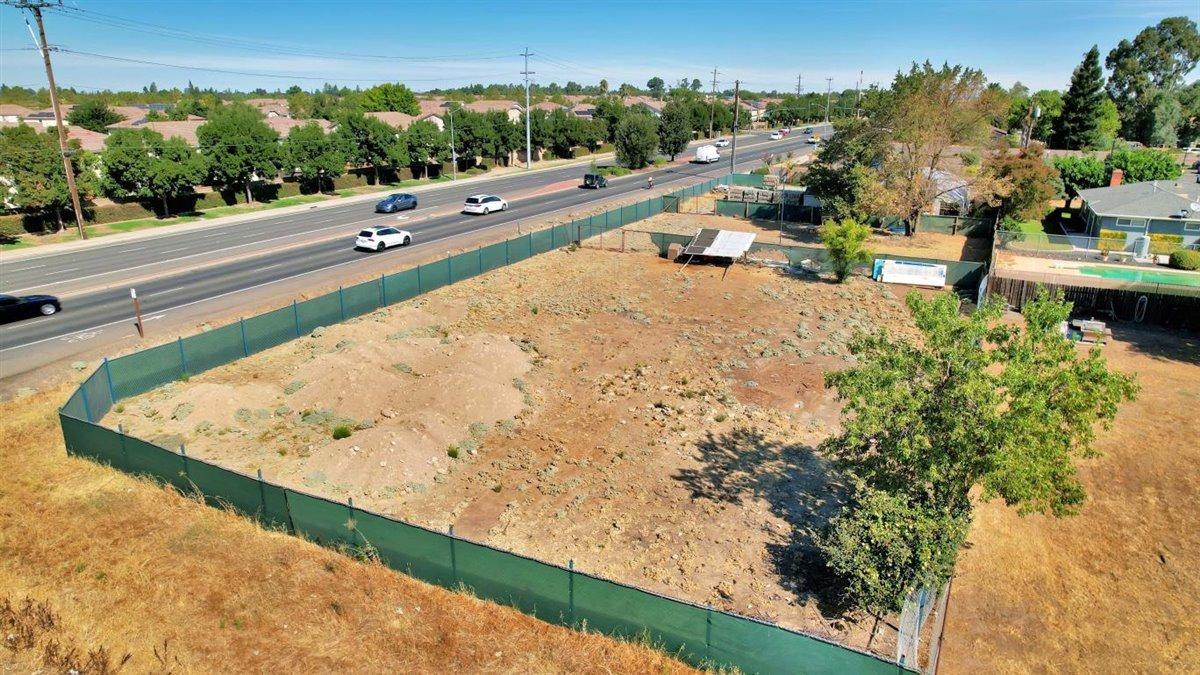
[58,175,909,675]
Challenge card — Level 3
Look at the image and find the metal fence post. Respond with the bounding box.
[448,252,453,284]
[605,209,609,231]
[338,286,346,321]
[527,232,532,255]
[505,237,510,264]
[347,496,359,546]
[478,245,483,272]
[239,318,250,357]
[79,383,94,423]
[568,559,576,626]
[417,264,423,293]
[117,423,129,466]
[705,605,713,662]
[257,468,268,519]
[103,357,118,406]
[379,273,386,306]
[551,225,556,249]
[179,444,191,483]
[176,336,188,375]
[448,525,458,583]
[292,300,301,337]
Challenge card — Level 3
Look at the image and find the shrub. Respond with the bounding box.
[1169,249,1200,270]
[331,425,352,440]
[1097,230,1127,252]
[749,167,769,175]
[1148,233,1184,255]
[447,445,460,459]
[819,218,873,282]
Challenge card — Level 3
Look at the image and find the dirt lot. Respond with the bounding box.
[641,210,992,262]
[941,326,1200,673]
[107,243,918,657]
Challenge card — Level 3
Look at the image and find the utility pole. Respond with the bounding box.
[521,47,534,169]
[708,66,719,139]
[13,1,86,239]
[729,80,740,175]
[796,73,802,97]
[824,77,833,123]
[855,70,863,118]
[448,106,457,180]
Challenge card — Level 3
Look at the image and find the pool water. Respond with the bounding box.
[1077,265,1200,287]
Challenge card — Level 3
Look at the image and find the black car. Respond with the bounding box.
[375,193,418,213]
[802,127,814,134]
[582,173,608,189]
[0,293,61,323]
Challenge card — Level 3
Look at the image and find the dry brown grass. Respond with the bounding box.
[941,327,1200,673]
[0,386,696,674]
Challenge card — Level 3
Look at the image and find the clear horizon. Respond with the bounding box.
[1,0,1197,95]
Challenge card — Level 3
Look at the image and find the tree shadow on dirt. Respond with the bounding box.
[673,427,855,616]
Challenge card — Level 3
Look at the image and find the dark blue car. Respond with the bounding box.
[375,193,418,213]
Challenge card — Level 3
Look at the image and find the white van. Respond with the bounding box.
[695,145,720,163]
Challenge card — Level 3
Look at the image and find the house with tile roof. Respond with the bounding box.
[365,111,445,131]
[0,104,32,123]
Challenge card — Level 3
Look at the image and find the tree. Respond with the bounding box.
[0,124,97,230]
[1176,80,1200,147]
[598,79,609,95]
[1054,46,1107,149]
[1094,98,1121,149]
[282,122,347,193]
[690,78,703,92]
[819,290,1138,611]
[985,145,1062,221]
[1052,155,1106,205]
[360,82,420,114]
[614,112,658,169]
[334,112,398,183]
[804,116,888,221]
[656,100,691,160]
[818,218,872,282]
[1105,147,1182,182]
[101,128,204,216]
[1106,17,1200,143]
[404,119,447,178]
[196,103,280,203]
[67,100,122,132]
[865,62,1007,235]
[594,96,626,143]
[646,77,665,99]
[1142,89,1182,147]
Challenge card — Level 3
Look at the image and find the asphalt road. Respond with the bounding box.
[0,128,826,376]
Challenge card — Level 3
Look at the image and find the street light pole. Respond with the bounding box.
[15,1,87,239]
[729,80,740,175]
[448,107,457,181]
[521,47,535,169]
[824,77,833,123]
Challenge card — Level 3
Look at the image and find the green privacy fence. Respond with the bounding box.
[58,176,909,675]
[717,198,996,238]
[647,232,987,291]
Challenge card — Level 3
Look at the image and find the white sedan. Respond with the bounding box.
[769,132,783,140]
[713,138,730,147]
[355,225,412,251]
[463,194,508,215]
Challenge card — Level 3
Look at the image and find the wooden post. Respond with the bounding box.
[130,288,144,338]
[621,228,626,253]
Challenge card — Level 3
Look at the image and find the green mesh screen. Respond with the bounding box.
[353,510,455,587]
[123,435,190,493]
[342,280,381,319]
[528,228,552,255]
[749,203,780,221]
[185,458,267,518]
[480,241,508,273]
[621,204,636,227]
[552,224,572,248]
[286,489,359,547]
[61,387,87,421]
[383,268,420,305]
[295,292,342,335]
[449,249,482,282]
[573,573,708,661]
[708,610,899,675]
[79,366,114,422]
[181,322,244,374]
[419,258,450,292]
[243,305,299,354]
[508,234,532,262]
[648,197,664,214]
[455,539,571,622]
[109,343,183,400]
[60,415,124,468]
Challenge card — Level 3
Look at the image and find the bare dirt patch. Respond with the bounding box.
[107,244,918,657]
[941,326,1200,673]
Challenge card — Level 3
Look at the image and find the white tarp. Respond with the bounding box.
[707,230,757,258]
[875,259,947,288]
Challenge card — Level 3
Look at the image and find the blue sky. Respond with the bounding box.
[1,0,1197,94]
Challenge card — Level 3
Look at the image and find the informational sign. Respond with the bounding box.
[874,259,947,288]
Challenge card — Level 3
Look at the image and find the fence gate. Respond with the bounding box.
[662,194,680,214]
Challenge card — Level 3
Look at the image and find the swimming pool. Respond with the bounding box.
[1077,265,1200,287]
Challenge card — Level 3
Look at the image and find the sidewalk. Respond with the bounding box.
[0,133,760,263]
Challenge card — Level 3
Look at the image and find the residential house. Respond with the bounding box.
[1077,171,1200,248]
[737,99,767,123]
[569,103,595,120]
[21,106,71,127]
[0,104,32,123]
[266,117,332,137]
[106,120,206,145]
[0,121,105,151]
[530,101,564,113]
[245,98,290,118]
[365,111,445,131]
[457,99,522,122]
[621,96,664,117]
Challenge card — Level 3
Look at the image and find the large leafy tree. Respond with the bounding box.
[404,119,447,178]
[67,100,122,132]
[1052,155,1107,205]
[359,82,420,114]
[865,62,1007,234]
[334,111,398,183]
[1106,17,1200,144]
[102,128,205,216]
[614,112,658,169]
[1054,46,1107,149]
[656,100,691,160]
[196,103,280,203]
[804,116,888,222]
[0,124,98,231]
[646,76,665,99]
[819,291,1138,611]
[985,145,1062,221]
[1105,147,1182,182]
[282,122,347,193]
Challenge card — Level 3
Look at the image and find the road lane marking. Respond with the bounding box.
[119,247,147,252]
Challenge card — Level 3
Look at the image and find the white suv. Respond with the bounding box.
[463,194,508,215]
[355,226,412,251]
